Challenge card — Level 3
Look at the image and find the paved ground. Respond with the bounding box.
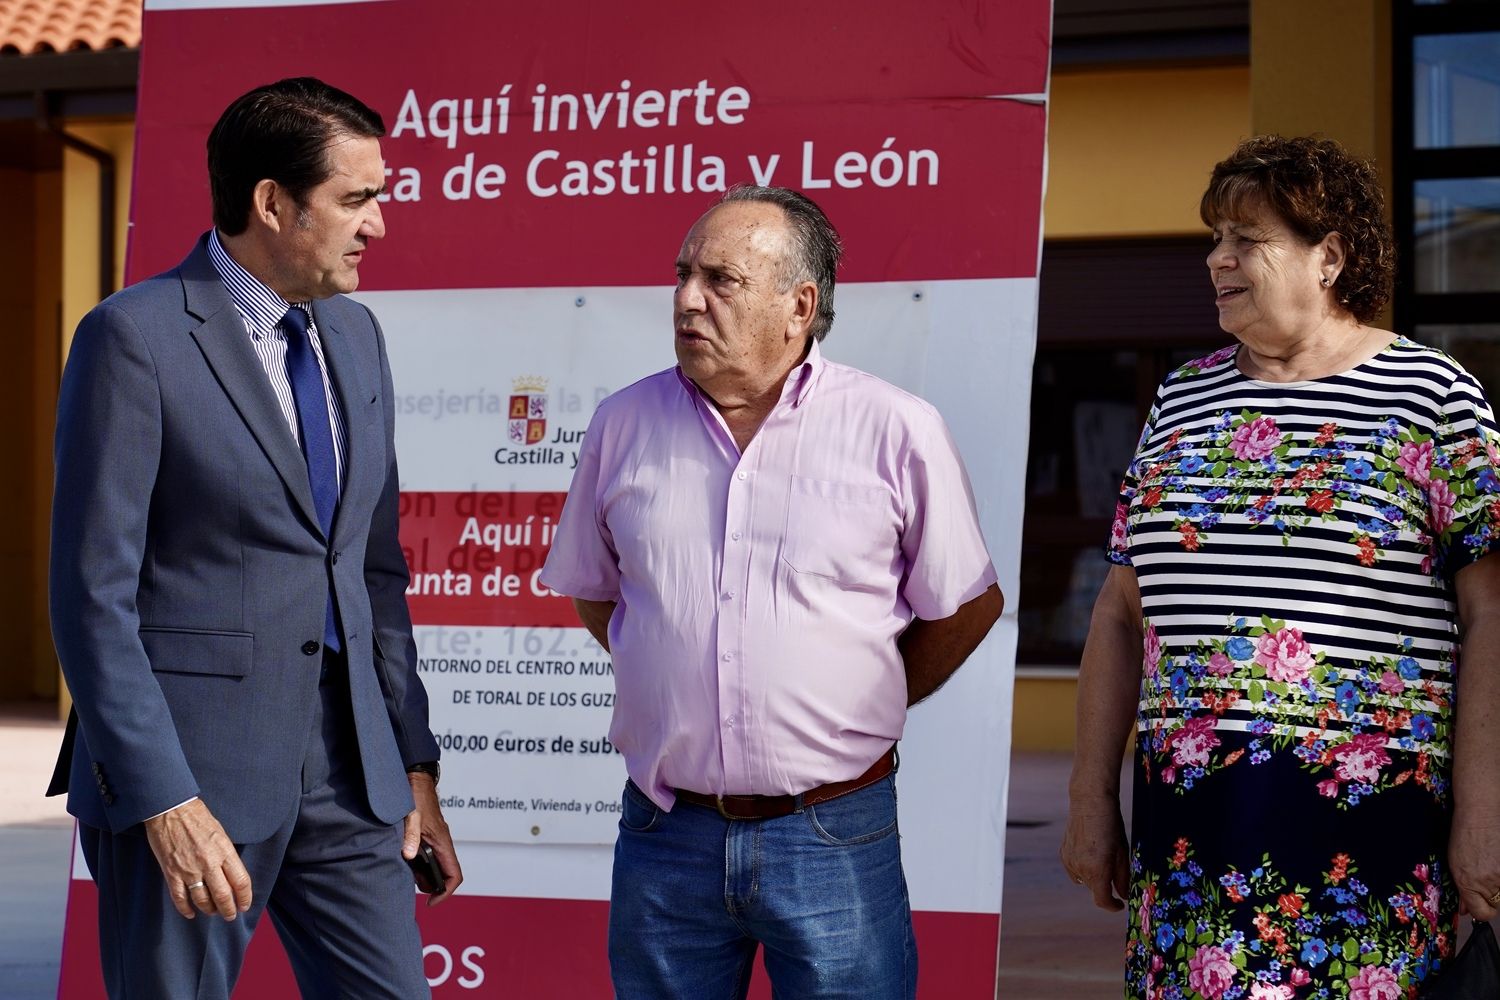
[0,701,1127,998]
[997,750,1132,998]
[0,702,73,1000]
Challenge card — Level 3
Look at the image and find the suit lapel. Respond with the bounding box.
[180,238,324,535]
[311,300,373,546]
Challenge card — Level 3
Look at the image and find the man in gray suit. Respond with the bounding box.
[48,77,461,998]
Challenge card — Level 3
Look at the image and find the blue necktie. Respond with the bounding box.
[281,306,341,652]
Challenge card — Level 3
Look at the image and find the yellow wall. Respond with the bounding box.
[1251,0,1392,175]
[61,120,134,361]
[50,118,134,714]
[1012,674,1083,752]
[1045,65,1251,238]
[1250,0,1394,330]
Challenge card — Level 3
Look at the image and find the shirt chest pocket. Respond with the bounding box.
[780,475,896,589]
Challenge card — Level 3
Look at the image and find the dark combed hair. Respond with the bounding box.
[1199,135,1394,324]
[719,185,844,341]
[208,77,385,236]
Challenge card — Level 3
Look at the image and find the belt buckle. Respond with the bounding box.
[714,795,739,820]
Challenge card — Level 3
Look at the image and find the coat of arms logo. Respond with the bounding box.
[508,376,548,445]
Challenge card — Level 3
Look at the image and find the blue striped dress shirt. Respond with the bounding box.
[206,229,348,490]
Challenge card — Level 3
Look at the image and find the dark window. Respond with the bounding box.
[1019,238,1223,666]
[1394,4,1500,346]
[1416,324,1500,397]
[1413,32,1500,149]
[1051,0,1249,66]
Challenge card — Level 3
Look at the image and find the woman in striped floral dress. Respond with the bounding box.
[1062,135,1500,1000]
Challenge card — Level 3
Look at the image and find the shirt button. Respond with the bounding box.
[731,531,742,541]
[725,716,736,727]
[721,591,734,601]
[721,652,732,662]
[736,471,747,480]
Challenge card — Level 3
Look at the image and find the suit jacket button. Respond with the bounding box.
[302,640,321,656]
[91,763,102,775]
[102,793,115,805]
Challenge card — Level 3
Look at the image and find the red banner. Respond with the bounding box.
[127,1,1049,288]
[399,492,576,627]
[59,878,999,998]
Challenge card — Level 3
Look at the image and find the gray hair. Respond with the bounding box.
[718,185,843,341]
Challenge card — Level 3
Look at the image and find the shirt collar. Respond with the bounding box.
[788,338,826,407]
[675,337,827,409]
[206,228,313,336]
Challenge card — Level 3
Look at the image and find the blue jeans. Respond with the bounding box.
[608,774,917,1000]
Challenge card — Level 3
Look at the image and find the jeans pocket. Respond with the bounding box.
[805,777,898,846]
[619,781,662,833]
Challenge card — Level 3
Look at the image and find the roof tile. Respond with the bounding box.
[0,0,142,57]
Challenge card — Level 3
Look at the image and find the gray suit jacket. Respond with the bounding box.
[48,234,439,843]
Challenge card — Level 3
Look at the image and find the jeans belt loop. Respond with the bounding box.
[792,792,806,814]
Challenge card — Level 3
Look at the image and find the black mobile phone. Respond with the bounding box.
[407,841,446,895]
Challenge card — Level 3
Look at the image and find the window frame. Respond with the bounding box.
[1393,2,1500,329]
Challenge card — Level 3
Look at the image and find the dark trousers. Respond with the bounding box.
[81,651,429,999]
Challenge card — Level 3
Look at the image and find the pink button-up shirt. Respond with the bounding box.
[540,342,997,809]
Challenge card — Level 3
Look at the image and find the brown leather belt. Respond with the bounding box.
[673,747,897,820]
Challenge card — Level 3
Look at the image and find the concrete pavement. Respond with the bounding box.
[997,750,1132,998]
[0,702,72,1000]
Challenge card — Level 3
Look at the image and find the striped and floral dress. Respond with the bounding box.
[1108,338,1500,1000]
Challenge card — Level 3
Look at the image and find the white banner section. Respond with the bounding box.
[355,276,1032,911]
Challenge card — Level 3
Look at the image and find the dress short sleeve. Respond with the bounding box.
[1107,397,1162,567]
[1431,368,1500,579]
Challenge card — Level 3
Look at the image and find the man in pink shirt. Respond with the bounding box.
[540,186,1003,999]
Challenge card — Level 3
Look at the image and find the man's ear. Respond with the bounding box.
[250,178,289,234]
[787,280,818,343]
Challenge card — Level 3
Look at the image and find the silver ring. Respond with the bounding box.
[187,880,206,890]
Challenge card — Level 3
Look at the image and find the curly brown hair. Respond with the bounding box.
[1199,135,1394,324]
